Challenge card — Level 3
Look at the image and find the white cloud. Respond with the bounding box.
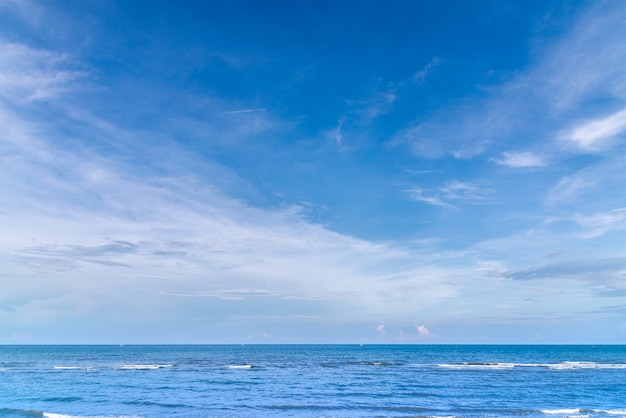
[574,207,626,238]
[395,2,626,161]
[537,3,626,112]
[563,108,626,151]
[393,120,491,160]
[406,187,451,208]
[161,288,281,300]
[494,151,546,168]
[415,324,430,337]
[0,41,466,327]
[0,44,324,318]
[441,181,490,201]
[0,42,86,103]
[330,117,345,148]
[407,181,491,208]
[334,57,440,150]
[546,154,626,205]
[4,3,626,342]
[547,174,593,205]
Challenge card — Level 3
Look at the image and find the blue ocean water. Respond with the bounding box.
[1,345,625,418]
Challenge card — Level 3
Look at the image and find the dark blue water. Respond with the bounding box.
[1,345,625,417]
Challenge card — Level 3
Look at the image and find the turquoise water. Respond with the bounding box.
[1,345,625,417]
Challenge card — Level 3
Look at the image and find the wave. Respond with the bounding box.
[114,364,174,370]
[370,361,392,366]
[52,366,96,371]
[225,364,252,369]
[544,361,626,370]
[435,361,626,370]
[53,364,175,371]
[357,361,394,366]
[436,362,516,370]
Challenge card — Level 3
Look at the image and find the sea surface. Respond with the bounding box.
[1,345,625,417]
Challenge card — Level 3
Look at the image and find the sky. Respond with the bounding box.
[1,0,626,344]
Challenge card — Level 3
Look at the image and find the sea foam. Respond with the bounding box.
[115,364,173,370]
[435,361,626,370]
[225,364,252,369]
[436,362,516,369]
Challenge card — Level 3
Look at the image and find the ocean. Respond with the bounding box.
[1,345,625,417]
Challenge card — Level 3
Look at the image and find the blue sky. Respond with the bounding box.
[1,0,626,344]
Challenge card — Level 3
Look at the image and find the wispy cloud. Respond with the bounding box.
[394,2,626,161]
[161,289,281,300]
[574,207,626,238]
[562,107,626,151]
[493,151,546,168]
[0,38,463,327]
[329,56,441,150]
[0,42,86,103]
[221,108,267,114]
[488,257,626,283]
[406,187,451,208]
[407,181,491,208]
[546,153,626,205]
[329,117,345,148]
[3,1,626,343]
[412,57,440,83]
[441,181,491,201]
[536,3,626,113]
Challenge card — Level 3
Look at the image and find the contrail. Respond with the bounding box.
[222,108,267,114]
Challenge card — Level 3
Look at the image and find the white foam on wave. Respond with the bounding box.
[437,362,515,370]
[546,361,626,370]
[225,364,252,369]
[541,409,581,414]
[368,361,393,366]
[54,364,176,371]
[115,364,174,370]
[435,361,626,370]
[552,362,599,370]
[53,366,97,371]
